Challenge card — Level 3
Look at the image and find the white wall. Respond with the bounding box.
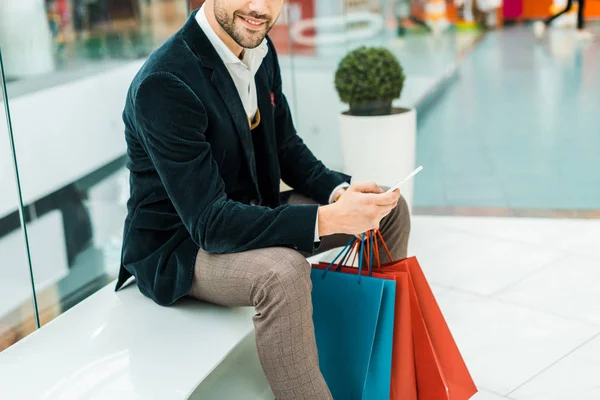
[0,61,144,220]
[280,65,346,170]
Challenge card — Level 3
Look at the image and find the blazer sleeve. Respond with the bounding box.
[134,71,319,254]
[267,39,351,205]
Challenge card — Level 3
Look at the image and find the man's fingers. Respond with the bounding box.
[350,181,384,194]
[367,201,396,221]
[364,191,400,206]
[380,208,393,219]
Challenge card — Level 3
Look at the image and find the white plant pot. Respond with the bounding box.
[340,108,417,210]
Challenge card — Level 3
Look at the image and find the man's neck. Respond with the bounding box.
[203,3,244,58]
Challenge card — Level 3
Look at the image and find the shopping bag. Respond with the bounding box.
[311,237,396,400]
[369,230,476,399]
[315,230,477,400]
[313,233,416,400]
[385,256,477,400]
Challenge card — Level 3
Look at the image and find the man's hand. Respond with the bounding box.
[318,182,400,237]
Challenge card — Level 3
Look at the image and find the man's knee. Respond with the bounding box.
[256,247,311,296]
[382,192,410,236]
[396,193,409,217]
[385,192,409,220]
[379,186,409,215]
[272,247,311,286]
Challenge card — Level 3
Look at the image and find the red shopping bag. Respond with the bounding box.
[387,257,477,399]
[314,230,477,400]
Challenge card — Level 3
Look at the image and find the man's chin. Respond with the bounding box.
[230,23,268,47]
[243,40,266,49]
[235,34,267,49]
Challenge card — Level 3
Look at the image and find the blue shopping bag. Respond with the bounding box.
[311,236,396,400]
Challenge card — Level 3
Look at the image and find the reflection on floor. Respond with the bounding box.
[410,215,600,400]
[415,25,600,212]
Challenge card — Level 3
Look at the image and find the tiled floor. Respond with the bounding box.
[415,25,600,211]
[407,215,600,399]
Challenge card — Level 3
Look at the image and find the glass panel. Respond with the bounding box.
[288,0,483,207]
[0,0,189,329]
[285,0,392,171]
[0,0,188,94]
[0,50,39,353]
[269,0,301,129]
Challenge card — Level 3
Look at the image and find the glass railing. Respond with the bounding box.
[0,49,39,352]
[0,0,190,351]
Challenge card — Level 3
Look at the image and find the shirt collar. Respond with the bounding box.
[196,4,268,67]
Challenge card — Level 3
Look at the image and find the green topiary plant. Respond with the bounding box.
[334,46,406,116]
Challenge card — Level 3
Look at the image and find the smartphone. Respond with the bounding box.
[385,165,423,193]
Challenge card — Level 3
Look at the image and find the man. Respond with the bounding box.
[116,0,410,398]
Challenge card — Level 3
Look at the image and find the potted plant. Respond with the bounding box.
[335,46,418,210]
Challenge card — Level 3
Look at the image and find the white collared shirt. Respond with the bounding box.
[196,6,349,241]
[196,5,267,119]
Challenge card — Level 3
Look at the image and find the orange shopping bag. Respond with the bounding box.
[315,230,477,400]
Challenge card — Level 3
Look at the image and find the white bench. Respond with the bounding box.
[0,281,276,399]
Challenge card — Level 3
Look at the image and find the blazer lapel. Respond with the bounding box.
[254,67,278,188]
[181,10,258,187]
[210,68,258,185]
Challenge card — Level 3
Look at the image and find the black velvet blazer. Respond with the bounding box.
[116,10,350,305]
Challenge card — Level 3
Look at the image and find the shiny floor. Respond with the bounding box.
[415,25,600,212]
[409,215,600,400]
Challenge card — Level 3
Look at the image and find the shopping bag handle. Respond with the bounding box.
[374,229,394,264]
[322,233,368,283]
[322,237,355,279]
[321,229,394,280]
[369,231,375,276]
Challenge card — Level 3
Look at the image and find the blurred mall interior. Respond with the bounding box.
[0,0,599,399]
